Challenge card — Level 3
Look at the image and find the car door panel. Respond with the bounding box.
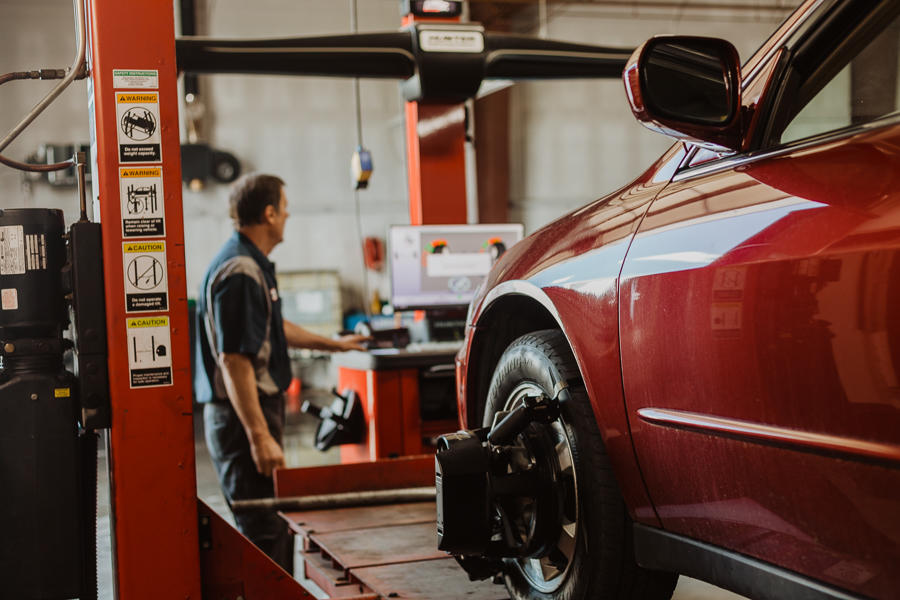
[619,124,900,597]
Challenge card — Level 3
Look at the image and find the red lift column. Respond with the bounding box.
[405,102,468,225]
[86,1,202,597]
[403,11,468,225]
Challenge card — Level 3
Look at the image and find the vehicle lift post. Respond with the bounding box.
[86,0,203,597]
[84,0,471,597]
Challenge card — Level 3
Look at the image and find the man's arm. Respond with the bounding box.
[218,352,285,477]
[283,319,368,351]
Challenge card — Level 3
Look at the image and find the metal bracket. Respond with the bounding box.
[486,385,565,446]
[199,513,212,551]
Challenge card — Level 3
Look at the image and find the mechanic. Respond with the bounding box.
[194,173,368,573]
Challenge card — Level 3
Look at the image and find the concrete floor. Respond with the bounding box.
[93,390,747,600]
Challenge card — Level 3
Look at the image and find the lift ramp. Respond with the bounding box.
[274,455,508,600]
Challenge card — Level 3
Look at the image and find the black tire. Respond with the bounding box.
[483,329,678,600]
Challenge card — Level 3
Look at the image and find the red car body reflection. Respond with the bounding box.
[456,1,900,597]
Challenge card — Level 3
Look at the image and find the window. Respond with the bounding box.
[679,2,900,173]
[776,9,900,145]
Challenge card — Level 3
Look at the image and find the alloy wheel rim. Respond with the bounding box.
[500,381,579,594]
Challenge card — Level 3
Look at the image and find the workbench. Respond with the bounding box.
[332,347,460,463]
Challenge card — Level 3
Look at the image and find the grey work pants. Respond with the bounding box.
[203,394,293,574]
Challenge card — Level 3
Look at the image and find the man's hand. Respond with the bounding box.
[249,430,286,477]
[284,319,371,351]
[335,334,370,352]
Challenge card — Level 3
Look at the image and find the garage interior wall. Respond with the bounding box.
[0,0,795,309]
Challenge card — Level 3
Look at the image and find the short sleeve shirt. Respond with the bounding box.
[193,232,291,403]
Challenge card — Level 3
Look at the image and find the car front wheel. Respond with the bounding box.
[483,329,677,600]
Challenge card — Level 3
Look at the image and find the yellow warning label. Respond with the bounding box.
[123,241,165,253]
[116,92,158,103]
[54,388,71,398]
[127,316,169,328]
[120,167,161,178]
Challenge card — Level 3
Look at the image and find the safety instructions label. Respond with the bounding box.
[0,225,25,275]
[116,92,161,163]
[126,316,172,388]
[119,167,165,237]
[122,241,168,313]
[113,69,158,89]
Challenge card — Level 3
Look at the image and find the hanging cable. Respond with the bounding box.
[538,0,548,38]
[0,68,78,170]
[0,0,87,173]
[0,153,74,173]
[0,0,88,154]
[0,70,77,171]
[0,70,67,87]
[350,0,373,316]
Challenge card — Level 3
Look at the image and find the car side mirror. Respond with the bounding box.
[624,36,742,151]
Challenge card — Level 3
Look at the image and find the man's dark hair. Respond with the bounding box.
[229,173,285,227]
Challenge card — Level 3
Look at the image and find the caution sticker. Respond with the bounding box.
[113,69,158,89]
[116,92,161,163]
[119,167,165,237]
[122,241,168,313]
[126,316,173,388]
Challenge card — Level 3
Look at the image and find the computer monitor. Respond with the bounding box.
[389,223,525,311]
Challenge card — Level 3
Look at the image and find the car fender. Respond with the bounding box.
[457,143,690,525]
[466,274,660,526]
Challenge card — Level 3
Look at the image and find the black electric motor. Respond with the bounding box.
[0,208,86,599]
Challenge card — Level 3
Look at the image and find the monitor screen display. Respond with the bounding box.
[389,223,524,310]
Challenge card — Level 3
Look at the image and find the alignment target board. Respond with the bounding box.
[126,316,172,388]
[122,241,168,312]
[116,92,161,162]
[119,167,165,237]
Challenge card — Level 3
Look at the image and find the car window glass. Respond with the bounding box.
[780,15,900,145]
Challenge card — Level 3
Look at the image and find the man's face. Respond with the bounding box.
[270,188,289,245]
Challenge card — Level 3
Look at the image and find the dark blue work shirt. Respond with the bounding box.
[194,231,290,403]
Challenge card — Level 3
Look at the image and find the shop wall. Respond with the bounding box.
[0,0,797,311]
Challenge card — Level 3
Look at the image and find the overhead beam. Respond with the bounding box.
[468,0,797,11]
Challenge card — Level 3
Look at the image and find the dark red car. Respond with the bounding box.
[435,1,900,599]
